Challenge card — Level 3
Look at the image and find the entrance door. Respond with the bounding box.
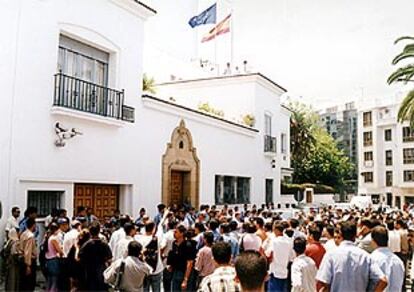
[170,171,184,206]
[74,184,119,219]
[306,190,313,203]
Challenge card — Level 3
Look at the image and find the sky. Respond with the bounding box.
[142,0,414,109]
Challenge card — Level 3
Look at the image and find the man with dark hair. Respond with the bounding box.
[104,241,150,291]
[219,223,239,262]
[19,207,37,234]
[289,218,305,239]
[5,206,20,239]
[291,237,317,292]
[113,222,137,260]
[235,251,268,292]
[305,226,326,268]
[109,214,130,251]
[18,217,37,291]
[265,221,295,291]
[316,221,387,291]
[371,226,405,292]
[195,231,215,283]
[79,221,112,291]
[167,225,197,291]
[357,218,375,253]
[323,225,337,252]
[135,220,164,292]
[208,219,221,241]
[154,203,166,226]
[199,242,240,291]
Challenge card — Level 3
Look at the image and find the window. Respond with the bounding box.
[264,114,272,136]
[385,150,393,166]
[215,175,250,204]
[404,148,414,164]
[384,129,392,141]
[58,35,109,86]
[281,133,287,153]
[362,172,373,183]
[27,190,63,218]
[363,132,373,146]
[404,170,414,182]
[386,171,393,187]
[363,112,372,127]
[364,151,373,161]
[403,127,414,142]
[265,179,273,204]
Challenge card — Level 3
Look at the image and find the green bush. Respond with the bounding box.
[281,182,334,194]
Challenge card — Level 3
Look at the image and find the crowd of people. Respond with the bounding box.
[1,202,414,291]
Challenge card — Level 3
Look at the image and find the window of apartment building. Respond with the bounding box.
[281,133,287,153]
[403,127,414,142]
[363,111,372,127]
[386,171,393,187]
[215,175,250,204]
[404,170,414,182]
[384,129,392,141]
[265,179,273,204]
[27,190,63,218]
[364,151,373,161]
[362,172,373,183]
[363,132,373,146]
[403,148,414,164]
[57,35,109,86]
[385,150,393,166]
[264,114,272,136]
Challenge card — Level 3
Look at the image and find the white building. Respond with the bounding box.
[0,0,291,232]
[358,101,414,208]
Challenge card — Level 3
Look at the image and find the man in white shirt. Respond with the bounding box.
[371,225,405,292]
[63,220,81,256]
[387,220,401,253]
[5,207,20,239]
[109,215,129,251]
[266,221,295,291]
[113,223,137,260]
[135,220,164,292]
[104,241,151,292]
[291,237,317,292]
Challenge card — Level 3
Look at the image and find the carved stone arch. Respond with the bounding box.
[162,119,200,208]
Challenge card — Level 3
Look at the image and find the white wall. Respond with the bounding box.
[0,0,150,220]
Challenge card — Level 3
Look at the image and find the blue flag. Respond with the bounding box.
[188,3,217,28]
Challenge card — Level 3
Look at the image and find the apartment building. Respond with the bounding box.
[319,102,358,196]
[358,102,414,207]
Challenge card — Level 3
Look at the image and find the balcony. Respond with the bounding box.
[264,135,277,153]
[53,73,134,122]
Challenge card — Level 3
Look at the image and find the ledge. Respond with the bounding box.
[50,106,125,127]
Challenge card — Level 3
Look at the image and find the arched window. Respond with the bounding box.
[179,141,184,149]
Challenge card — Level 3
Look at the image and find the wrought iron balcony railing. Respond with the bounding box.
[264,135,277,153]
[53,72,134,122]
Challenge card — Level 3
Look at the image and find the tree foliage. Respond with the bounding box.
[289,102,353,191]
[388,36,414,127]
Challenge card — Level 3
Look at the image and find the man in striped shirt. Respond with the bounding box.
[198,241,240,292]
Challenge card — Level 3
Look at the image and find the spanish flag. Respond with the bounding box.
[201,14,231,43]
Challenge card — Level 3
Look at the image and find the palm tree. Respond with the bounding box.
[388,36,414,127]
[142,73,156,94]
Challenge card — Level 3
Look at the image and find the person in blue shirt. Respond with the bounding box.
[371,225,405,292]
[153,204,166,226]
[19,207,37,234]
[316,221,388,292]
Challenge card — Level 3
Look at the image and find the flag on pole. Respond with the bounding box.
[188,3,217,28]
[201,14,231,43]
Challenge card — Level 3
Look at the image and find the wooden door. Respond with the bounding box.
[170,171,184,205]
[306,190,313,203]
[74,184,119,220]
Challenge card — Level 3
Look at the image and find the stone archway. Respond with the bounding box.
[162,120,200,208]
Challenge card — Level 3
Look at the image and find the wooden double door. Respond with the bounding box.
[170,171,190,206]
[74,184,119,219]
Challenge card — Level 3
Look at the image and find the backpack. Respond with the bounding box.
[144,236,159,271]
